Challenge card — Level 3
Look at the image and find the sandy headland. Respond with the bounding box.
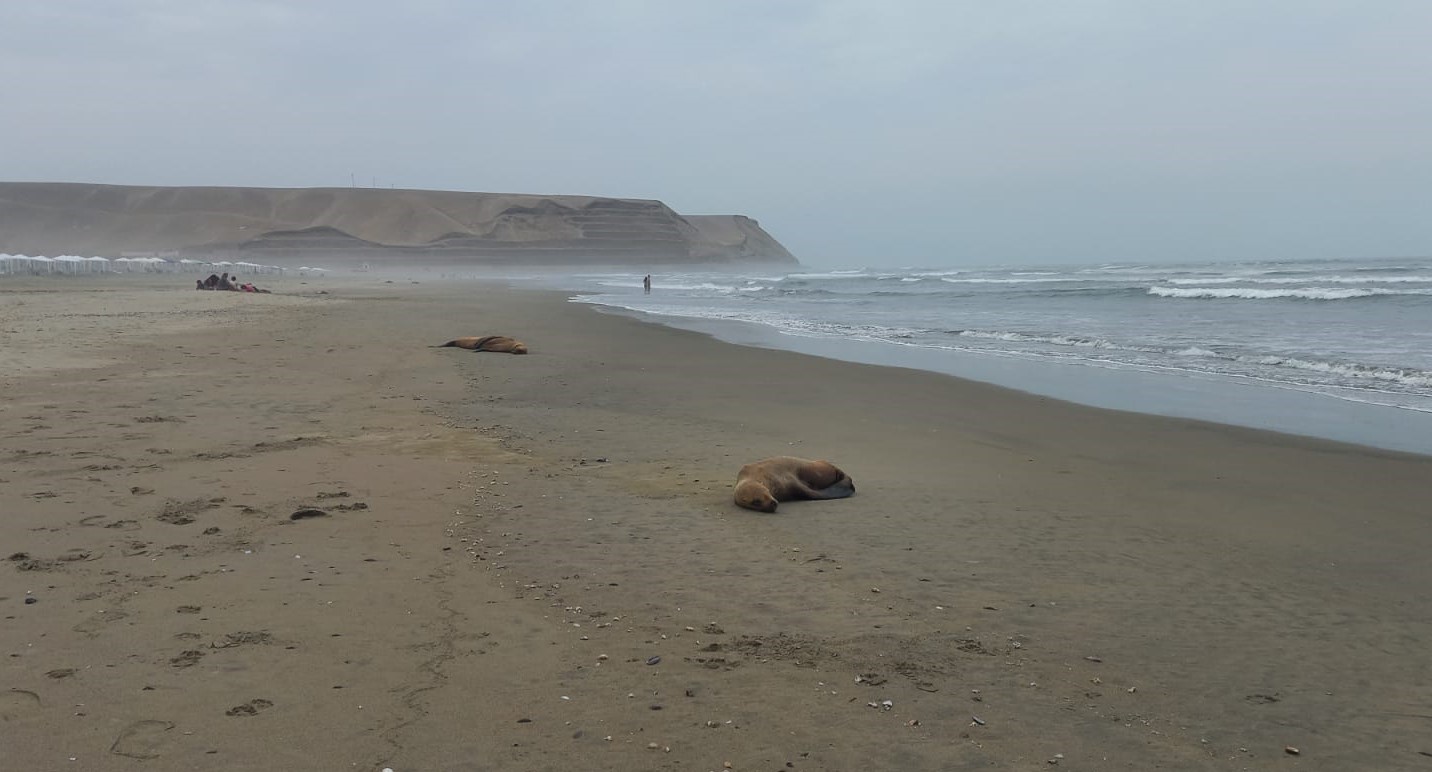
[0,182,797,266]
[3,274,1431,770]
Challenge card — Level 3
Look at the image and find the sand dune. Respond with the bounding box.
[0,182,797,265]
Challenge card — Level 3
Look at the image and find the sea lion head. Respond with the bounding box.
[510,342,528,354]
[734,480,779,513]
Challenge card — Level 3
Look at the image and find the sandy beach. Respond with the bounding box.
[3,274,1431,771]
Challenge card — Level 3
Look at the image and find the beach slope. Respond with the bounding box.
[3,276,1429,770]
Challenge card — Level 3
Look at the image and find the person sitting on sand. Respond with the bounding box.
[196,279,206,290]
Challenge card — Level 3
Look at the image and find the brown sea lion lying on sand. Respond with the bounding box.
[433,335,528,354]
[734,456,855,513]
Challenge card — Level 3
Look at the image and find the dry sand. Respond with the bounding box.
[3,275,1431,771]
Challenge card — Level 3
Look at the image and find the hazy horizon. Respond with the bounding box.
[3,2,1429,267]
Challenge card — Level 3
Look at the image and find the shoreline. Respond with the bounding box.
[568,294,1432,458]
[4,275,1431,770]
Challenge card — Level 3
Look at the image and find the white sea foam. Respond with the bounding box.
[1148,286,1432,300]
[786,270,870,280]
[940,276,1092,284]
[668,282,748,292]
[1237,355,1432,388]
[1167,275,1432,286]
[956,329,1157,352]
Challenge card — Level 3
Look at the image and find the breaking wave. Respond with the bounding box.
[1148,286,1432,300]
[1166,274,1432,286]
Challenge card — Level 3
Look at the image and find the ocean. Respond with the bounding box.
[518,257,1432,456]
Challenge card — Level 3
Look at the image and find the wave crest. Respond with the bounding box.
[1148,286,1432,300]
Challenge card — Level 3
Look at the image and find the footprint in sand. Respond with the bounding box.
[212,631,274,648]
[0,689,42,720]
[224,698,274,717]
[110,719,176,759]
[169,650,205,668]
[72,608,130,635]
[156,497,225,525]
[8,553,61,572]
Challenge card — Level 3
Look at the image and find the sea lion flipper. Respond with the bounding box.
[802,478,855,500]
[822,481,856,499]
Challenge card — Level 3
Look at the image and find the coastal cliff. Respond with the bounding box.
[0,182,797,266]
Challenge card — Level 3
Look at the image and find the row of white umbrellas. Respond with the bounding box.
[0,254,327,276]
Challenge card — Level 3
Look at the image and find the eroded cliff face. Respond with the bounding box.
[684,215,796,262]
[0,182,798,265]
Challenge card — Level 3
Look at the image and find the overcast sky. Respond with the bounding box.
[3,1,1429,266]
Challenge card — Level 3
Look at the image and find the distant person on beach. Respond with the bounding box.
[643,274,652,294]
[204,273,220,289]
[196,279,206,290]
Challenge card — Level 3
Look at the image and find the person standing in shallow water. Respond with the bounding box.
[643,274,652,294]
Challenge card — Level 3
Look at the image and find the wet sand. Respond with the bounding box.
[3,275,1431,771]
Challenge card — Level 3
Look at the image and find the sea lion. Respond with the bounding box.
[734,456,855,513]
[433,335,529,354]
